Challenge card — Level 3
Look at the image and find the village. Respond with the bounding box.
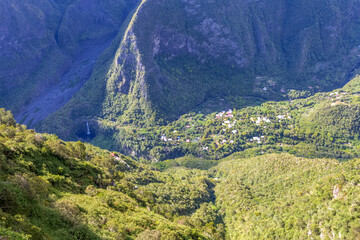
[156,107,294,151]
[114,82,359,161]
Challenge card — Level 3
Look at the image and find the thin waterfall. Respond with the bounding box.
[86,121,91,135]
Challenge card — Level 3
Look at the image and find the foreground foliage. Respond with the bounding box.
[0,109,222,239]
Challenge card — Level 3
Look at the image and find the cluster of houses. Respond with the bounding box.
[216,109,233,119]
[249,136,265,144]
[250,115,292,125]
[251,116,271,125]
[223,119,237,128]
[161,135,182,142]
[156,107,295,149]
[220,139,235,144]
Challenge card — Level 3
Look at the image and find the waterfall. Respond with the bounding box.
[86,121,91,135]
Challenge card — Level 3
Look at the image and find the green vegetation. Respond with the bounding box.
[38,0,360,142]
[4,1,360,239]
[2,108,360,239]
[214,153,360,239]
[0,109,223,239]
[92,75,360,162]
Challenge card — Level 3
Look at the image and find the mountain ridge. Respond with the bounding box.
[36,0,360,143]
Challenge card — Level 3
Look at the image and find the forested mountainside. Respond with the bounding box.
[1,109,360,239]
[1,0,360,144]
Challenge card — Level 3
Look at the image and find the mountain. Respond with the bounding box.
[1,0,360,143]
[3,1,360,239]
[0,0,138,126]
[1,109,360,239]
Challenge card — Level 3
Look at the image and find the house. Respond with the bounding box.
[232,130,238,134]
[230,140,234,144]
[253,136,261,143]
[276,115,285,120]
[186,139,190,143]
[263,117,271,123]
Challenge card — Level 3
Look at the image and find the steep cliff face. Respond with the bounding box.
[125,0,360,118]
[0,0,138,126]
[0,0,65,111]
[94,0,360,125]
